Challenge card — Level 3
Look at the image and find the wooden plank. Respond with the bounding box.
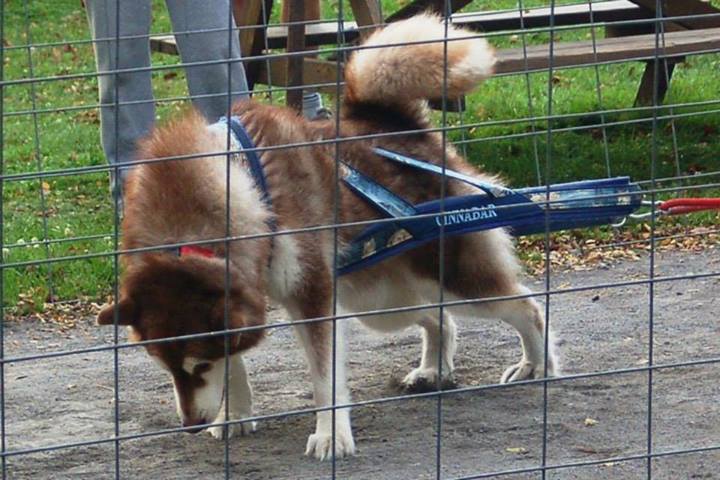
[265,21,358,49]
[234,0,274,90]
[256,57,341,95]
[256,27,720,90]
[604,21,685,38]
[281,0,320,23]
[233,0,264,58]
[350,0,383,37]
[286,0,306,109]
[494,26,720,74]
[385,0,472,23]
[151,1,653,53]
[451,0,646,32]
[627,0,720,30]
[155,25,720,79]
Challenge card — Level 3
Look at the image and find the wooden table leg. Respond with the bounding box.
[386,0,473,22]
[634,58,680,106]
[233,0,273,91]
[266,0,474,106]
[625,0,720,106]
[350,0,383,37]
[286,0,306,110]
[282,0,320,25]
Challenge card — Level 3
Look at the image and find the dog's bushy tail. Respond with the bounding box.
[344,14,495,113]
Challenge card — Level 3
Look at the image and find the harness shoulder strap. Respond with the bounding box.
[373,147,512,197]
[341,162,417,218]
[224,116,273,208]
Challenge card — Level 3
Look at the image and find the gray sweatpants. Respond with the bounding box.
[85,0,250,191]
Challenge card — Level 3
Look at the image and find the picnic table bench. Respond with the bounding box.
[150,0,720,108]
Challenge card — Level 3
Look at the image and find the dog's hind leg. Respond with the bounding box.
[442,232,559,384]
[401,313,457,392]
[454,283,559,384]
[492,284,559,383]
[451,284,559,383]
[341,273,458,392]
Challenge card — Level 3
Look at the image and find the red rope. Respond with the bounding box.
[659,198,720,215]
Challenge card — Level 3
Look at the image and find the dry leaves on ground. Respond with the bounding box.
[518,220,720,276]
[5,300,102,330]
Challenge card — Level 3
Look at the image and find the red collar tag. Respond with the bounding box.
[179,245,216,258]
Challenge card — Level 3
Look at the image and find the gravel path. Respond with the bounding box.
[2,248,719,479]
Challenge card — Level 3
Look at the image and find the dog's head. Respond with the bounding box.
[97,253,265,431]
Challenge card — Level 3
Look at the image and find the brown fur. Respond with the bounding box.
[98,253,266,355]
[96,15,552,453]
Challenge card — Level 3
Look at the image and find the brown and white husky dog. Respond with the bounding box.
[97,14,558,460]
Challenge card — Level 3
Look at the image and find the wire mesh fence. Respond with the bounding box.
[2,0,720,478]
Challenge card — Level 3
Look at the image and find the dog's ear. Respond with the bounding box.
[97,297,138,326]
[210,292,266,350]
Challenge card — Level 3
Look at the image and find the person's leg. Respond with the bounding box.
[165,0,250,120]
[85,0,155,200]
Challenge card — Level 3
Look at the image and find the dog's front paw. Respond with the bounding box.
[500,358,557,384]
[207,410,257,440]
[305,429,356,461]
[402,367,456,393]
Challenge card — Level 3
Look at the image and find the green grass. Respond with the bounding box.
[3,0,720,311]
[3,0,188,311]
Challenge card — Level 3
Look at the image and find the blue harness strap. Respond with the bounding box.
[176,116,275,260]
[211,119,642,275]
[222,116,277,234]
[223,116,274,212]
[373,147,512,197]
[337,148,643,275]
[341,162,417,219]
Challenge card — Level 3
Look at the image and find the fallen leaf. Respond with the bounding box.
[584,417,599,427]
[506,447,528,454]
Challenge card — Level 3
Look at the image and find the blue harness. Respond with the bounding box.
[222,116,643,276]
[223,116,274,212]
[337,149,643,275]
[177,116,274,260]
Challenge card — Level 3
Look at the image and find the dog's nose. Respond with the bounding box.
[182,418,207,434]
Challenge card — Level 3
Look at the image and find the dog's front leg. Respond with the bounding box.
[208,353,257,440]
[292,316,355,461]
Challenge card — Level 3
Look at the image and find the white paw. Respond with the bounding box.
[500,358,557,384]
[305,429,356,461]
[207,411,257,440]
[402,367,455,392]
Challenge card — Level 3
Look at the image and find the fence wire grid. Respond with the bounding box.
[2,0,720,479]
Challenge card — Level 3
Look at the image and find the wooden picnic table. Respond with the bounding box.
[150,0,720,108]
[620,0,720,104]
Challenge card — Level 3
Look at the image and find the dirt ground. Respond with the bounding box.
[2,248,719,480]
